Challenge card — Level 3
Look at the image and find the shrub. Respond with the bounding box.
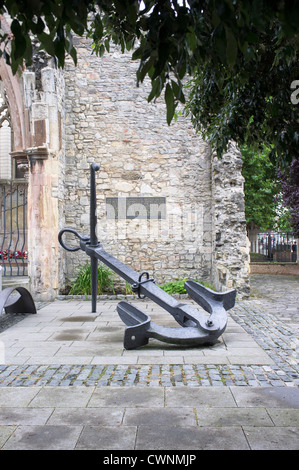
[158,278,214,294]
[69,262,115,296]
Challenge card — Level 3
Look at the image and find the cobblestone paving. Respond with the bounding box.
[0,361,297,387]
[0,275,298,387]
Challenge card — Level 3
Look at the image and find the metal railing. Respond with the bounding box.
[251,232,297,263]
[0,180,28,276]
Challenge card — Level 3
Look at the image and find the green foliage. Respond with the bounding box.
[69,262,115,297]
[158,278,215,295]
[241,144,279,230]
[1,1,299,164]
[240,144,292,231]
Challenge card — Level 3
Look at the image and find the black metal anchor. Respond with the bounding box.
[0,286,37,315]
[58,163,236,349]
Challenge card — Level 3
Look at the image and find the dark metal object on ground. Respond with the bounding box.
[0,286,37,315]
[58,163,236,349]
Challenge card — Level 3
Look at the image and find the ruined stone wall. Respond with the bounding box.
[62,37,213,291]
[212,143,250,297]
[60,36,250,297]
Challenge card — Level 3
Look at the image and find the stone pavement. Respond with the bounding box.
[0,274,298,450]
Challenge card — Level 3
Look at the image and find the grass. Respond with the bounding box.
[69,265,214,297]
[69,262,115,297]
[158,278,215,294]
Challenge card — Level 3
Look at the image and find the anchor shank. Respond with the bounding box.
[83,243,211,332]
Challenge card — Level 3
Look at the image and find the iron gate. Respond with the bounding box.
[0,181,28,276]
[251,232,297,263]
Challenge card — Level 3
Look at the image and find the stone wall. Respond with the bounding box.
[22,63,65,301]
[212,143,250,297]
[60,36,250,298]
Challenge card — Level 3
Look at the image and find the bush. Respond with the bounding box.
[158,278,214,294]
[69,262,115,296]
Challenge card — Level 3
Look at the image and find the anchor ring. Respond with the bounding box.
[58,228,89,252]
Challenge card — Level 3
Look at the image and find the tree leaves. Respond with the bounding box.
[278,159,299,234]
[225,26,238,67]
[165,83,174,125]
[1,0,299,166]
[241,144,284,231]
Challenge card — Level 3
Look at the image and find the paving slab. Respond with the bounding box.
[123,407,197,427]
[195,407,274,427]
[28,386,94,408]
[0,387,40,407]
[0,426,17,448]
[135,424,250,450]
[76,425,137,450]
[47,407,124,426]
[165,386,237,407]
[87,386,165,408]
[266,409,299,426]
[243,426,299,450]
[230,386,299,408]
[2,424,83,450]
[0,407,53,425]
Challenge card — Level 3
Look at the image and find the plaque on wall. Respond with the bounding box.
[106,197,166,220]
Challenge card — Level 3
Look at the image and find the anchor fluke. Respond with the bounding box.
[184,280,236,312]
[0,287,37,315]
[117,301,223,349]
[117,301,151,349]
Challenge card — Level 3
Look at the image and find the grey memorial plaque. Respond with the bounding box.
[106,197,166,220]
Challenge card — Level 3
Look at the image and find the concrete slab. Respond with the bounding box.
[243,426,299,450]
[47,407,124,426]
[135,424,250,450]
[0,387,40,407]
[230,387,299,408]
[0,407,53,425]
[28,386,95,408]
[76,425,137,450]
[0,426,17,448]
[195,407,274,427]
[123,407,197,427]
[165,387,237,408]
[266,409,299,426]
[87,387,165,408]
[2,425,83,450]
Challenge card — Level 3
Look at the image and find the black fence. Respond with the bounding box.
[250,232,297,263]
[0,181,28,276]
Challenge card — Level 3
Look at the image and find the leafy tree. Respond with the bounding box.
[0,0,298,165]
[241,144,279,231]
[240,144,292,232]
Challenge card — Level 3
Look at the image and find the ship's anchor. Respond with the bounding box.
[58,163,236,349]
